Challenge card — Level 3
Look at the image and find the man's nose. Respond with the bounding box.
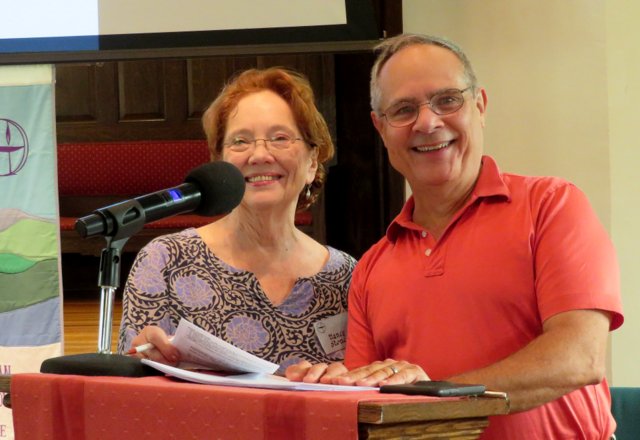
[412,104,445,132]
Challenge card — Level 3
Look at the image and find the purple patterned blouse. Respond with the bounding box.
[117,229,356,371]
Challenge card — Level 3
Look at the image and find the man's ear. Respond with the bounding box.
[371,111,390,151]
[475,88,488,127]
[371,111,384,135]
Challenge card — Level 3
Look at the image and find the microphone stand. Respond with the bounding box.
[41,200,161,376]
[96,235,127,354]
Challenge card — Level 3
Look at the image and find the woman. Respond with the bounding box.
[117,68,355,372]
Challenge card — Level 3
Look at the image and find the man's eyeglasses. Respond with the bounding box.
[381,87,473,128]
[224,134,303,153]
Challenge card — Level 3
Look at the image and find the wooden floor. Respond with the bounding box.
[63,298,123,355]
[61,253,131,355]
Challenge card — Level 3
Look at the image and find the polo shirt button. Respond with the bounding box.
[425,248,432,256]
[421,231,427,238]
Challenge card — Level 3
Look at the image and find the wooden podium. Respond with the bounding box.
[1,374,508,439]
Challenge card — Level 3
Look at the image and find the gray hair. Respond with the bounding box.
[370,33,478,114]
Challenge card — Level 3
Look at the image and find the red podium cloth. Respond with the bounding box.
[11,374,425,440]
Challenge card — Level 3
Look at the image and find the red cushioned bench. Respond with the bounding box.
[58,140,312,255]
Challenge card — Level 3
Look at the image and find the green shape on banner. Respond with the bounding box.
[0,219,57,260]
[0,253,37,274]
[0,259,60,312]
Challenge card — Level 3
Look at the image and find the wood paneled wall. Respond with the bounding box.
[55,55,336,143]
[55,52,403,260]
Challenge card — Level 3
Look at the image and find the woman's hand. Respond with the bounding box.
[129,325,180,366]
[285,360,349,384]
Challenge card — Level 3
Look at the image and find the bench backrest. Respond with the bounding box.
[57,140,210,196]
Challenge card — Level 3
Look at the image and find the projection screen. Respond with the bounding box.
[1,0,380,64]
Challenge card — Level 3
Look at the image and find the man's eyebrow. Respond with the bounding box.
[386,87,465,107]
[384,97,418,110]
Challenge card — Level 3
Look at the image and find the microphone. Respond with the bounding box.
[39,162,245,378]
[75,161,245,239]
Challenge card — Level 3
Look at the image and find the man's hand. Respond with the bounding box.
[285,359,430,387]
[328,359,430,387]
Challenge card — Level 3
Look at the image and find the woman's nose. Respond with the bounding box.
[248,139,274,162]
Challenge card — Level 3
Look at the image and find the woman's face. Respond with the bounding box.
[222,90,318,213]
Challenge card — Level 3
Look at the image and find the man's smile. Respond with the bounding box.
[412,141,452,152]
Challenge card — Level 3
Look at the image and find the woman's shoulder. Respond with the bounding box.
[324,246,357,272]
[138,228,203,258]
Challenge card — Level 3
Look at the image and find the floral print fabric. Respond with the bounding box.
[117,228,356,371]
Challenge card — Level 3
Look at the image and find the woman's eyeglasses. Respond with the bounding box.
[224,134,303,153]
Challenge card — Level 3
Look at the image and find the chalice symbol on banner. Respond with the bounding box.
[0,118,29,177]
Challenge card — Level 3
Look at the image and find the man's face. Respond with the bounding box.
[371,44,487,193]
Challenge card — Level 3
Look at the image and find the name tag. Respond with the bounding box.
[313,312,347,355]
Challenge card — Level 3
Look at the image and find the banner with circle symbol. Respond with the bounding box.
[0,65,62,440]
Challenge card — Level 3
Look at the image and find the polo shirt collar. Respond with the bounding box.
[386,155,511,242]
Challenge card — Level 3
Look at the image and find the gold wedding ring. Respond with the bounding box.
[389,365,399,375]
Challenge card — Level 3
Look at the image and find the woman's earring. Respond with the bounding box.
[305,185,311,199]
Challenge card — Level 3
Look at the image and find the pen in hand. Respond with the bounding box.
[127,342,155,355]
[127,336,174,355]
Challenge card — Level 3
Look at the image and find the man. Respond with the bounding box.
[288,34,624,439]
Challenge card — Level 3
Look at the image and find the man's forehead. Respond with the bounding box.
[377,45,466,101]
[381,44,464,79]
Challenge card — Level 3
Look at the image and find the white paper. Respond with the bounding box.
[172,318,279,374]
[141,359,378,392]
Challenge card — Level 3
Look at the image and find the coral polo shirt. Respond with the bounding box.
[346,156,623,439]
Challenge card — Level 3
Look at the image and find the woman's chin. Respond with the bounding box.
[244,196,291,212]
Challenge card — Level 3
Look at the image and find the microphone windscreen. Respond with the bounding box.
[185,161,245,216]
